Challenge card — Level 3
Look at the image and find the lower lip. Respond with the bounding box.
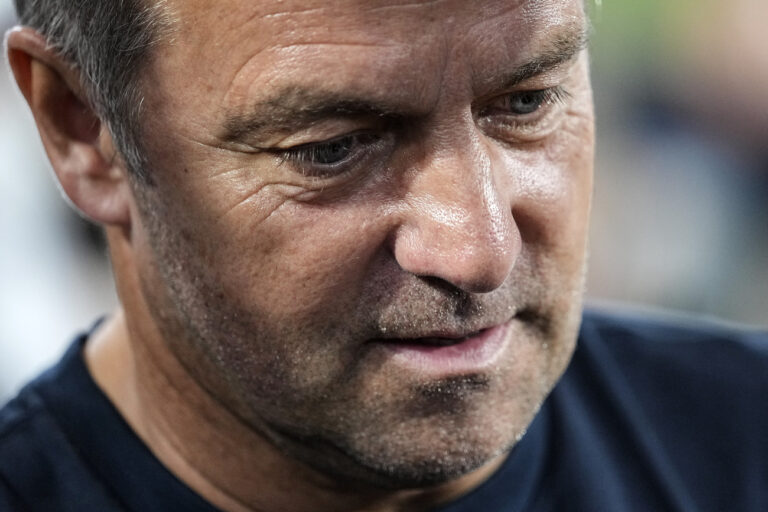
[376,322,511,375]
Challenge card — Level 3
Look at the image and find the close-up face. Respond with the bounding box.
[128,0,594,487]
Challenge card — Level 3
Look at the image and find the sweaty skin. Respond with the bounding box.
[67,0,593,511]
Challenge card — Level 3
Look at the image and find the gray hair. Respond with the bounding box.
[12,0,171,182]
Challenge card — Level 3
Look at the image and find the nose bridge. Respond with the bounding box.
[393,128,520,294]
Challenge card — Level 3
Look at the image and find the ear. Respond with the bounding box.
[6,27,132,227]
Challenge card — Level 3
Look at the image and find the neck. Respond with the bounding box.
[85,230,504,512]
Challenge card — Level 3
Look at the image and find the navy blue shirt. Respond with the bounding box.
[1,308,767,511]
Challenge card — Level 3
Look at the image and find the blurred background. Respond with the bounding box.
[1,0,767,401]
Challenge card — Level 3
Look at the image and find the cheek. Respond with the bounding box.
[180,192,390,321]
[141,128,397,331]
[500,108,594,254]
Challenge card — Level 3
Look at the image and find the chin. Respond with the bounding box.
[349,444,511,490]
[280,434,512,491]
[276,394,534,491]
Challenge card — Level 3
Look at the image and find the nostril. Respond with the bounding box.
[391,209,520,294]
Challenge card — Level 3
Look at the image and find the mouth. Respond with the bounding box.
[370,321,513,376]
[384,330,487,347]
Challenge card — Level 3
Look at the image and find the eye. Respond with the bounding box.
[290,135,360,165]
[506,90,553,115]
[277,132,383,177]
[478,86,571,142]
[483,87,570,117]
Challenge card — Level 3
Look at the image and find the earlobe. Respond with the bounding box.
[6,27,131,227]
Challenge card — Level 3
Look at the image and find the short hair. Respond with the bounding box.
[12,0,171,182]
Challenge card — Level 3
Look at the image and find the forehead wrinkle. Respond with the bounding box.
[216,7,434,110]
[175,1,329,32]
[357,0,534,16]
[260,6,327,20]
[361,0,446,13]
[219,37,426,129]
[269,40,402,50]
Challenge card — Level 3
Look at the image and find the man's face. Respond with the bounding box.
[131,0,593,486]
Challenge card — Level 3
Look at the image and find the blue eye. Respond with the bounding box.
[499,87,570,116]
[509,91,549,115]
[278,132,383,177]
[477,86,572,142]
[480,87,570,120]
[294,135,359,165]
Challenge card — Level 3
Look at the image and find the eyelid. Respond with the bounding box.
[533,86,571,106]
[275,131,389,178]
[267,119,374,150]
[278,131,374,158]
[476,85,573,143]
[481,86,571,116]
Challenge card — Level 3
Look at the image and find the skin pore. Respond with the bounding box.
[9,0,594,511]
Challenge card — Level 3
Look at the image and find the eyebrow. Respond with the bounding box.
[220,25,589,146]
[494,25,589,90]
[221,91,407,146]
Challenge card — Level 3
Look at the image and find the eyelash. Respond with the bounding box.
[478,86,571,137]
[482,86,570,119]
[277,132,383,177]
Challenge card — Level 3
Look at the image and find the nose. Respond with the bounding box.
[392,138,519,294]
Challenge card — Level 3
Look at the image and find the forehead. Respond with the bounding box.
[150,0,586,124]
[167,0,579,39]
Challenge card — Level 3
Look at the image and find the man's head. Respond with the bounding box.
[8,0,594,490]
